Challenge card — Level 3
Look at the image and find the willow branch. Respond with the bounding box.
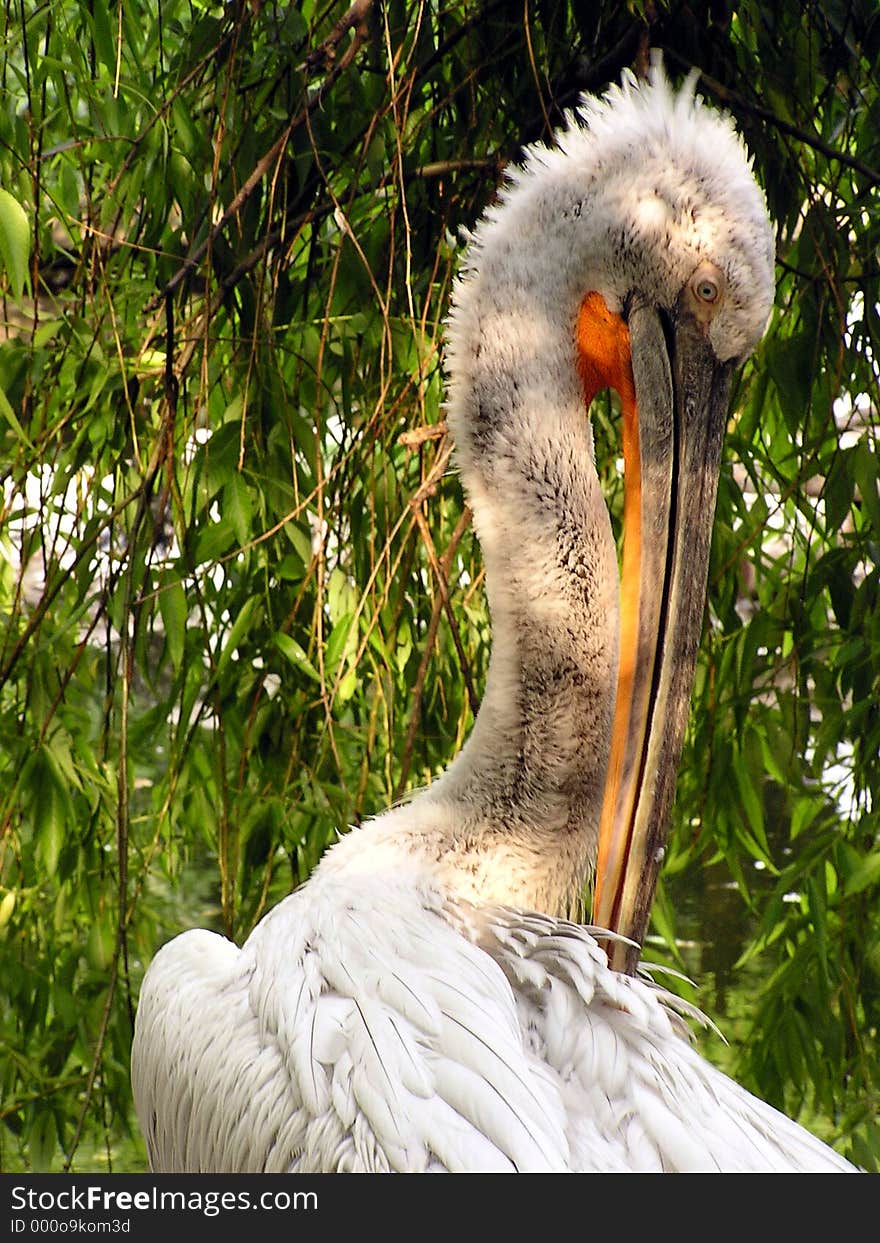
[669,54,880,189]
[151,0,376,309]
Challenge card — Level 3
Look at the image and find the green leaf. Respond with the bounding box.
[336,667,358,702]
[842,850,880,897]
[823,452,853,535]
[806,875,829,985]
[327,567,357,625]
[26,748,74,879]
[275,553,305,582]
[159,579,188,672]
[0,889,15,928]
[192,520,235,566]
[87,916,116,971]
[852,443,880,533]
[216,596,260,678]
[284,522,313,567]
[0,187,30,299]
[733,760,768,852]
[88,0,116,79]
[274,632,321,684]
[223,474,253,547]
[0,381,34,449]
[27,1109,57,1173]
[324,612,356,677]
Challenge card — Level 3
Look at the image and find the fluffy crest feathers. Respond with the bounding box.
[449,56,774,368]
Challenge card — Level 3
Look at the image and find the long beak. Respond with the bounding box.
[591,295,732,974]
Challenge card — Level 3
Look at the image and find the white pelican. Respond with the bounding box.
[132,64,856,1172]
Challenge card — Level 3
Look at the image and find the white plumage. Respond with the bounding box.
[134,848,852,1171]
[132,64,856,1173]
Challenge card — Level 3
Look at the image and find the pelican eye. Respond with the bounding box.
[693,276,720,304]
[682,263,726,324]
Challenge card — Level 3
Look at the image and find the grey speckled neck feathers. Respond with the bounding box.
[423,256,620,913]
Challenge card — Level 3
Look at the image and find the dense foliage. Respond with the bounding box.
[0,0,877,1170]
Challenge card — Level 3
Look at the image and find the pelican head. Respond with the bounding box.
[446,62,775,968]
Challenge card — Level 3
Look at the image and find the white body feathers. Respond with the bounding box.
[133,815,853,1172]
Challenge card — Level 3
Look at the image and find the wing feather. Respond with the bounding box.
[475,907,855,1172]
[132,865,856,1173]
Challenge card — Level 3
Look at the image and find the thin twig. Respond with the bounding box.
[395,505,473,798]
[398,421,448,449]
[411,504,480,720]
